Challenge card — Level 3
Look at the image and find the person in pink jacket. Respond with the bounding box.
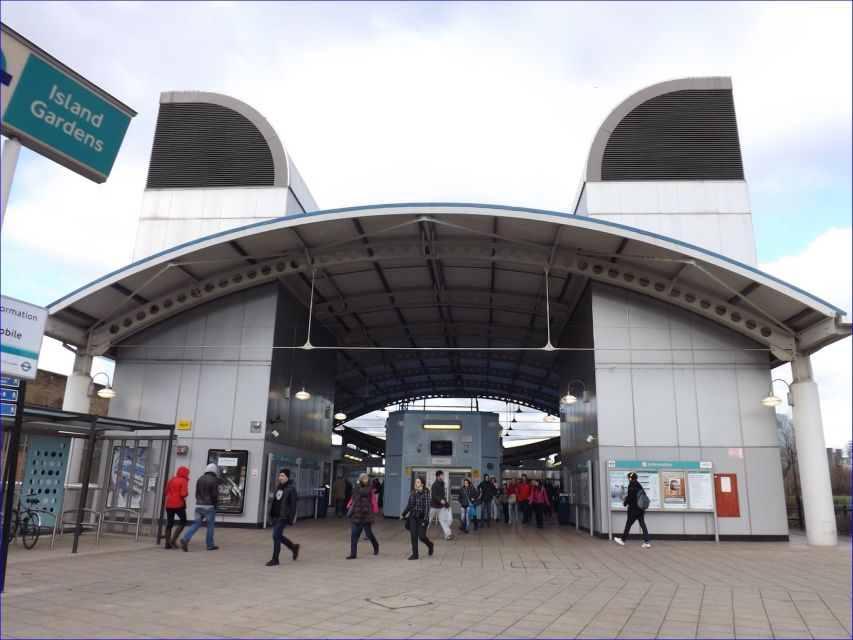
[530,478,551,529]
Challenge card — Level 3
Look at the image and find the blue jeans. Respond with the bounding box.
[182,506,216,548]
[508,502,518,523]
[271,516,296,560]
[350,522,377,556]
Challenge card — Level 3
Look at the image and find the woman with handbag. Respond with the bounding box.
[399,477,434,559]
[506,478,518,525]
[346,473,379,559]
[458,477,478,533]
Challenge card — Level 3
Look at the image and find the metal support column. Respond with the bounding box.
[72,416,98,554]
[0,136,22,228]
[155,431,175,545]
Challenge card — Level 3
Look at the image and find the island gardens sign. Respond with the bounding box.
[0,23,136,183]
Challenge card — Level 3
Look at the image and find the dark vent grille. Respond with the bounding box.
[146,103,275,188]
[602,90,744,181]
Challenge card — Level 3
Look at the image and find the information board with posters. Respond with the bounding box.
[207,449,248,515]
[606,460,714,512]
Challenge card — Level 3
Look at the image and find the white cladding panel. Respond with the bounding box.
[589,282,785,537]
[579,181,757,265]
[134,187,292,260]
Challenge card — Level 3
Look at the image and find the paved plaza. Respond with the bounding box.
[0,517,850,639]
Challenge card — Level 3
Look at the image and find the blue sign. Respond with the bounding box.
[1,403,16,417]
[0,376,20,388]
[0,388,18,402]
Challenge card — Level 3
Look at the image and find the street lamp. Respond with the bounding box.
[87,371,117,399]
[761,378,794,408]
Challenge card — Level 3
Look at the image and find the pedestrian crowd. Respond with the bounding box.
[163,464,655,569]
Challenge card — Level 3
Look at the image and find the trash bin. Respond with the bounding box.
[316,486,329,518]
[558,493,571,525]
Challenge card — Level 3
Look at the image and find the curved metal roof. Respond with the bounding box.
[47,203,850,420]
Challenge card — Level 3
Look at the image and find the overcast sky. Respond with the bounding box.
[1,1,850,448]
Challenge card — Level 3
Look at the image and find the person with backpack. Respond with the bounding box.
[458,477,478,533]
[180,463,220,551]
[613,472,651,548]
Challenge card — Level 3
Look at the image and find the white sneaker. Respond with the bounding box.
[641,542,651,548]
[613,537,625,546]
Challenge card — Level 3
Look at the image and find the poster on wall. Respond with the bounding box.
[687,471,714,510]
[609,469,661,510]
[609,470,630,509]
[661,470,687,509]
[636,470,661,510]
[208,449,248,514]
[107,446,150,509]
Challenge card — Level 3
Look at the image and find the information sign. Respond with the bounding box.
[0,295,47,381]
[687,471,714,510]
[1,23,135,183]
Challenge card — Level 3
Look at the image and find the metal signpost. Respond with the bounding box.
[0,377,26,592]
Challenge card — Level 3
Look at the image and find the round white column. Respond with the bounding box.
[790,355,837,546]
[62,354,93,484]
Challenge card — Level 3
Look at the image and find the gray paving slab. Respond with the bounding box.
[0,519,850,639]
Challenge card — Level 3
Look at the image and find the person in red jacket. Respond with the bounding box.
[164,466,190,549]
[516,474,532,525]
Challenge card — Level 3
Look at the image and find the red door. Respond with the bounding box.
[714,473,740,517]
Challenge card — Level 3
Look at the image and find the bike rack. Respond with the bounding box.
[58,508,102,546]
[25,508,58,551]
[98,508,143,544]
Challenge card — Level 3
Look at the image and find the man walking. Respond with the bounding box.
[266,469,300,566]
[429,470,454,541]
[180,463,220,551]
[332,475,347,516]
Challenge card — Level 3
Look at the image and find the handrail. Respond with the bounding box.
[58,508,102,546]
[99,507,143,543]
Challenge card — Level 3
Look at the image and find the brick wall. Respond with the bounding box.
[25,369,111,415]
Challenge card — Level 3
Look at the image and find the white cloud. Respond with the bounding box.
[760,227,853,450]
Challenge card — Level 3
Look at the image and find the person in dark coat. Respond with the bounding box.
[266,469,300,566]
[399,477,434,560]
[346,473,379,559]
[458,477,478,533]
[180,463,220,551]
[614,472,651,548]
[164,465,190,549]
[476,474,496,528]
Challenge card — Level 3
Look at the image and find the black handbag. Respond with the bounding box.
[404,517,411,531]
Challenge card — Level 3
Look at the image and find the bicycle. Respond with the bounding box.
[3,493,42,549]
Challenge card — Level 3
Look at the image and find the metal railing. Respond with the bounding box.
[786,495,852,535]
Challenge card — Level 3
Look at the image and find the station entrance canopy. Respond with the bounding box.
[45,203,849,422]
